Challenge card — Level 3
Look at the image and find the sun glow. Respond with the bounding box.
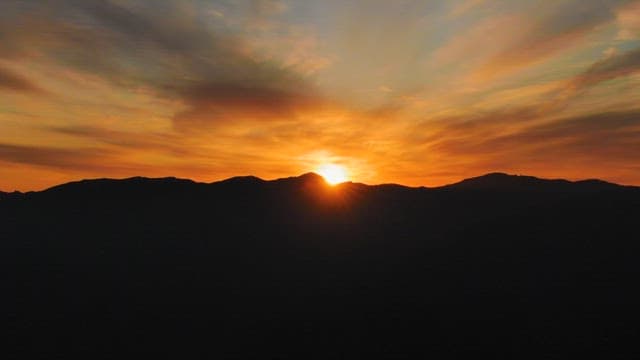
[316,164,348,185]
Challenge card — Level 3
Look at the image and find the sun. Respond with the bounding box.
[316,164,348,185]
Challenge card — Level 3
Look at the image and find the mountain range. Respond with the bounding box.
[4,173,640,358]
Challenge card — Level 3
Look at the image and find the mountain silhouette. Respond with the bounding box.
[440,172,625,191]
[3,173,640,359]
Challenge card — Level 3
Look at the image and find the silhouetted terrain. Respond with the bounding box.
[4,173,640,358]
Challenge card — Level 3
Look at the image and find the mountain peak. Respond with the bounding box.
[441,172,624,191]
[274,172,326,184]
[215,175,265,185]
[298,172,325,181]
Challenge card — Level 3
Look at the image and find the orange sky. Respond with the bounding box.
[1,0,640,191]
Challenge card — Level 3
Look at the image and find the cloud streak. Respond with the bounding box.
[474,1,631,79]
[0,0,321,128]
[0,143,112,172]
[571,46,640,90]
[0,66,41,93]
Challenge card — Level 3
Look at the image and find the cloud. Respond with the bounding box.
[172,83,322,130]
[0,0,321,129]
[616,1,640,39]
[403,38,640,184]
[454,46,640,121]
[449,0,486,18]
[0,66,41,93]
[570,46,640,90]
[51,125,190,155]
[430,14,522,70]
[248,0,288,29]
[473,0,631,80]
[420,109,640,183]
[0,143,112,172]
[0,139,230,187]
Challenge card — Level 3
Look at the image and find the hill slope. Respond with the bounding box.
[3,173,640,358]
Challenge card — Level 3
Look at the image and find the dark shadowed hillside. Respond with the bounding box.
[4,173,640,359]
[442,172,626,192]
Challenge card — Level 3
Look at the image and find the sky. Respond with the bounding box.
[1,0,640,191]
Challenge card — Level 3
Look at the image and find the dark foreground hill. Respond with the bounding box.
[3,173,640,358]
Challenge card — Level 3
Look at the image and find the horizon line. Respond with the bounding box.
[2,171,636,194]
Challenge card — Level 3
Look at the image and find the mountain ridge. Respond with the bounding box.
[439,172,629,191]
[2,172,636,197]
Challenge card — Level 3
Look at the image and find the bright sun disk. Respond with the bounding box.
[316,164,348,185]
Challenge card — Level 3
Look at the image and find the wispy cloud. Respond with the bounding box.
[0,0,322,127]
[0,66,42,93]
[616,0,640,39]
[474,1,626,79]
[0,142,113,172]
[570,46,640,91]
